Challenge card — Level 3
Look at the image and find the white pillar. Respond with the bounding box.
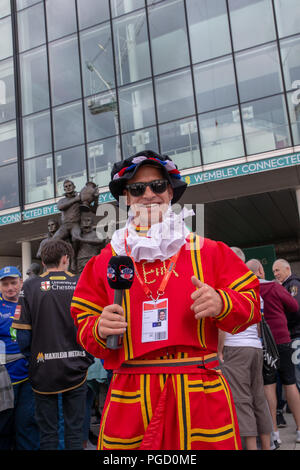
[22,241,31,281]
[296,188,300,219]
[184,203,205,237]
[195,203,205,237]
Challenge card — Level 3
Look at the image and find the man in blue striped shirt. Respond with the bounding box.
[0,266,39,450]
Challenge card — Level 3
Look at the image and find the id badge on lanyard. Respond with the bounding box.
[142,298,168,343]
[124,229,180,344]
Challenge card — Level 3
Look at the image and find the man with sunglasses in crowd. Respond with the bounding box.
[71,150,261,451]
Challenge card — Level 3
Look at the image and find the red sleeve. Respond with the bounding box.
[210,241,261,334]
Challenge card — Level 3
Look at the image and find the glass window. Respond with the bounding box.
[194,56,238,114]
[85,92,119,142]
[155,69,195,123]
[0,1,10,18]
[46,0,77,42]
[113,10,151,86]
[17,3,46,52]
[229,0,275,51]
[23,110,52,159]
[0,58,16,124]
[17,0,41,10]
[280,36,300,92]
[186,0,231,64]
[55,145,87,196]
[242,95,291,155]
[111,0,145,17]
[77,0,109,29]
[49,35,81,106]
[0,16,13,60]
[24,154,54,203]
[235,44,283,102]
[148,0,189,75]
[0,163,19,210]
[122,126,159,160]
[287,90,300,146]
[88,137,121,188]
[159,118,201,170]
[53,101,84,150]
[119,80,155,133]
[274,0,300,38]
[0,121,17,166]
[198,106,244,164]
[80,24,115,97]
[19,46,49,115]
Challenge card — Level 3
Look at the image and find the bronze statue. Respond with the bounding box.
[26,263,41,278]
[52,180,82,243]
[41,179,103,273]
[53,180,99,243]
[80,181,99,212]
[73,213,106,274]
[36,218,60,259]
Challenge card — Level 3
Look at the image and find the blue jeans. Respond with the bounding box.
[58,394,65,450]
[34,382,87,450]
[0,379,39,450]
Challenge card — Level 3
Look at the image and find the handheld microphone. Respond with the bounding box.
[106,255,135,349]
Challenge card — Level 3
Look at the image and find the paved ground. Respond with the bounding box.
[86,409,300,451]
[277,411,300,450]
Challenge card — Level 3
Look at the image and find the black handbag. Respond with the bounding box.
[260,313,280,377]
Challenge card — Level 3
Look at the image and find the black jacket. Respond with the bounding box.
[12,271,93,393]
[282,274,300,339]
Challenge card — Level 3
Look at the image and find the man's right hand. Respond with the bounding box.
[98,304,127,339]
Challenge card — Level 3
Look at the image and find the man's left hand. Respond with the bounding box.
[190,276,223,319]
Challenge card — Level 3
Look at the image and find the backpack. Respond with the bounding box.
[260,313,280,378]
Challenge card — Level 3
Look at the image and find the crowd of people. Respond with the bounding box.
[0,150,300,451]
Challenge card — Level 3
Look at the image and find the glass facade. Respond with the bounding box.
[0,0,299,211]
[0,5,18,210]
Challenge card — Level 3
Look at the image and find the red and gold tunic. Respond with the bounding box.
[71,233,260,450]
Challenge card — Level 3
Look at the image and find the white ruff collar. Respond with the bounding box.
[111,206,193,262]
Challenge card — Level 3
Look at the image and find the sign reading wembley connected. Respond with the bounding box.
[183,152,300,186]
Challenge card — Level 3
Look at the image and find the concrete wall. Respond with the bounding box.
[291,261,300,276]
[0,256,22,271]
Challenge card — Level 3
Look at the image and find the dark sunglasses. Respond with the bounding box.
[125,179,169,197]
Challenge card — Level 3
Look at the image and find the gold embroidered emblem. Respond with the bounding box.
[141,260,179,284]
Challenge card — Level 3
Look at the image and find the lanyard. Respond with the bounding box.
[124,229,181,303]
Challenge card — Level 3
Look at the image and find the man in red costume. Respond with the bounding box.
[71,150,261,450]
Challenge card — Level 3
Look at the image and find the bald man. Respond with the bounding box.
[248,259,300,446]
[273,259,300,395]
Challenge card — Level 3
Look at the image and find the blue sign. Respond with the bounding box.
[23,204,59,221]
[0,211,22,226]
[182,152,300,186]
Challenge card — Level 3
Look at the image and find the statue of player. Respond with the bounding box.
[79,181,99,213]
[52,180,82,243]
[73,213,106,274]
[53,180,99,244]
[26,263,41,279]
